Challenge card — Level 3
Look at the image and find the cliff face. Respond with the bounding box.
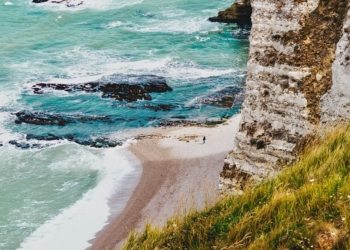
[221,0,350,193]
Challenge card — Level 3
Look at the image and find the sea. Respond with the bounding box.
[0,0,249,249]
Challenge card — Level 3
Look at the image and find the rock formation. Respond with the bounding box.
[32,75,172,102]
[220,0,350,193]
[209,0,252,25]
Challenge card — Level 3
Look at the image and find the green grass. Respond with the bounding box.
[123,123,350,250]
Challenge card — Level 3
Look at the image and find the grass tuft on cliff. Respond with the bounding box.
[123,123,350,250]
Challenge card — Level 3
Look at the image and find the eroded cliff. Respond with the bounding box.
[221,0,350,193]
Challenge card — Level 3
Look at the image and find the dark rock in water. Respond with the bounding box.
[32,75,172,102]
[26,133,61,141]
[208,0,252,25]
[15,111,70,126]
[32,0,83,6]
[32,0,48,3]
[9,140,31,149]
[70,137,124,148]
[143,104,175,112]
[199,86,245,108]
[10,132,123,149]
[14,111,113,126]
[232,28,251,39]
[26,133,123,148]
[158,118,224,128]
[171,115,187,119]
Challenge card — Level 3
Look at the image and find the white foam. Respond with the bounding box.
[195,36,210,42]
[61,59,235,84]
[160,8,186,18]
[18,141,141,250]
[125,17,216,34]
[4,1,13,5]
[30,0,144,11]
[104,21,123,29]
[51,46,237,81]
[0,91,17,107]
[0,112,24,143]
[26,55,237,89]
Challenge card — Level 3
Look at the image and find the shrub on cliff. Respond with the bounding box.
[123,123,350,249]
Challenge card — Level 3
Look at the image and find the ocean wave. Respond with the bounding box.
[14,46,237,86]
[123,16,217,34]
[18,142,140,250]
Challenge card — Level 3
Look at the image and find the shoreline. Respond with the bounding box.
[89,114,241,250]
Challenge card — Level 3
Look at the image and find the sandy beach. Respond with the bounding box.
[89,114,241,250]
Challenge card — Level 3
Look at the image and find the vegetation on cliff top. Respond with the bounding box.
[123,123,350,249]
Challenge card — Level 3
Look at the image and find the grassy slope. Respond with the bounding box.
[123,124,350,250]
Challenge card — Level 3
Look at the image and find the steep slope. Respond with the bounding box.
[123,123,350,250]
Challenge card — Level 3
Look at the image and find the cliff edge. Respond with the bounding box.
[221,0,350,193]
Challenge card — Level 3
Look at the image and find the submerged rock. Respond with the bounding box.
[14,111,112,126]
[25,133,123,148]
[142,104,176,112]
[208,0,252,25]
[8,140,44,149]
[32,74,172,102]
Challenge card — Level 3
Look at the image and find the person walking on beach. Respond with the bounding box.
[203,136,206,144]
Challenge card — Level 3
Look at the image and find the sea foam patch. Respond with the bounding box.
[18,141,140,250]
[30,0,144,11]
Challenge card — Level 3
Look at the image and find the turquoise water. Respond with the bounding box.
[0,0,249,249]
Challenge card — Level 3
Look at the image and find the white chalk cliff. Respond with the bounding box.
[220,0,350,192]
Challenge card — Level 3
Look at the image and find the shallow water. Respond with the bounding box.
[0,0,249,249]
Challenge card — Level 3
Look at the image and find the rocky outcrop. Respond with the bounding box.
[32,75,172,102]
[221,0,350,193]
[208,0,252,25]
